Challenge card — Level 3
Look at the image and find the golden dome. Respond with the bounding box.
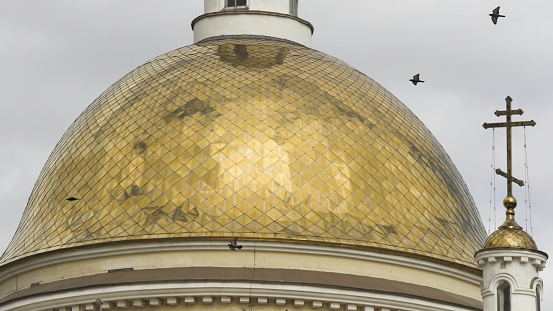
[0,37,486,267]
[481,196,537,251]
[483,227,537,250]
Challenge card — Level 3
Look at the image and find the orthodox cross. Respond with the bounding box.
[483,96,535,197]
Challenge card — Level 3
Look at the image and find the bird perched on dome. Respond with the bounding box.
[410,74,424,85]
[489,6,505,25]
[94,299,102,311]
[228,237,242,250]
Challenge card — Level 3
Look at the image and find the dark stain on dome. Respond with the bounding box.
[1,37,486,268]
[217,43,289,70]
[163,98,220,122]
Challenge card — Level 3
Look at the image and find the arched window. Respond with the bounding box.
[226,0,247,7]
[497,282,511,311]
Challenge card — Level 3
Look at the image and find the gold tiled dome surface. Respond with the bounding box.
[1,37,486,266]
[483,228,537,250]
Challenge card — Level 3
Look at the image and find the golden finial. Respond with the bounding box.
[500,196,521,229]
[483,96,535,228]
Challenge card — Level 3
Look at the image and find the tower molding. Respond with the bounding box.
[192,0,313,46]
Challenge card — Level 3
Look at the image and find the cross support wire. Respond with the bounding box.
[483,96,535,228]
[483,96,535,197]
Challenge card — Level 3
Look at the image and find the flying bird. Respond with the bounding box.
[409,74,424,85]
[489,6,505,25]
[66,197,80,201]
[228,237,243,250]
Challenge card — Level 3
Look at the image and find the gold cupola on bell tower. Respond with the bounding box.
[476,96,547,311]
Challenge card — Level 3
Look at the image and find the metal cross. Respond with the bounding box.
[483,96,535,197]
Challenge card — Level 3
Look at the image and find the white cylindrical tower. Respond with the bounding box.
[192,0,313,47]
[476,196,548,311]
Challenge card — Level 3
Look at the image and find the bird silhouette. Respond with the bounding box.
[228,237,243,250]
[489,6,505,25]
[66,197,80,201]
[409,74,424,85]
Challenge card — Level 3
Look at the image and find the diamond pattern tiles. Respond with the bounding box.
[0,38,486,267]
[483,228,537,250]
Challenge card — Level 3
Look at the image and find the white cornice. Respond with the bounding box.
[0,241,481,286]
[0,281,480,311]
[475,249,547,270]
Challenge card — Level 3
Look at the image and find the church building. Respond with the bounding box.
[0,1,546,310]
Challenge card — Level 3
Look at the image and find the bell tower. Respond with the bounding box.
[192,0,313,47]
[476,97,547,311]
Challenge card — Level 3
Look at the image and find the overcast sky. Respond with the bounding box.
[1,0,552,308]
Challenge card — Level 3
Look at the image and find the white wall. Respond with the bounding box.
[204,0,220,13]
[249,0,290,14]
[477,249,547,311]
[193,13,312,47]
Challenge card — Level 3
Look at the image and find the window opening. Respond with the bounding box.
[227,0,247,7]
[497,282,511,311]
